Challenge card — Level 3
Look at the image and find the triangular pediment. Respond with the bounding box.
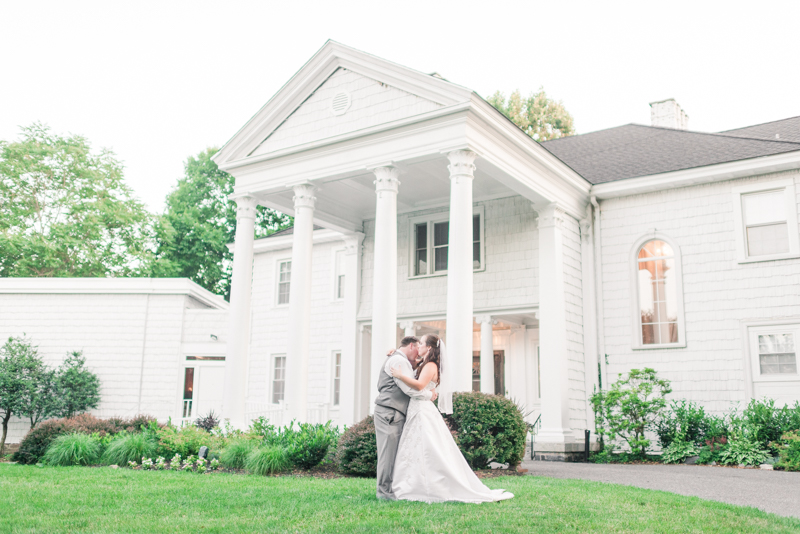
[214,41,473,166]
[251,68,443,156]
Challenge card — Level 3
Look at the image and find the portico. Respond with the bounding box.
[212,41,593,457]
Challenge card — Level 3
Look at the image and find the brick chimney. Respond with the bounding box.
[649,99,689,130]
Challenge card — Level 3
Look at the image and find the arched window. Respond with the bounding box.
[631,235,686,348]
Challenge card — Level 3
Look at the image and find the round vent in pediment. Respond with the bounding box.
[330,92,351,116]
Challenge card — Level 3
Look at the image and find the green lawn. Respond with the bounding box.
[1,464,797,533]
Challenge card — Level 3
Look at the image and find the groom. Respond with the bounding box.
[374,335,437,500]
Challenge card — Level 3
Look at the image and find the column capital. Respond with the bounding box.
[533,202,567,230]
[372,166,400,194]
[447,150,477,181]
[579,217,592,242]
[398,320,417,331]
[292,183,316,210]
[475,315,497,325]
[231,194,259,221]
[342,232,365,256]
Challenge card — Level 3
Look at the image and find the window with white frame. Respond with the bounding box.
[332,351,342,406]
[410,208,484,277]
[271,355,286,404]
[757,333,797,375]
[630,235,686,348]
[732,180,800,263]
[277,261,291,305]
[334,250,346,300]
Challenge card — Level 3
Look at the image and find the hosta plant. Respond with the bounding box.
[660,438,699,464]
[718,436,771,466]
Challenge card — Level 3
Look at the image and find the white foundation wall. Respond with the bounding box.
[248,240,348,414]
[359,195,539,319]
[0,292,195,443]
[598,169,800,413]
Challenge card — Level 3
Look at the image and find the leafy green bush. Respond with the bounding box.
[734,399,800,452]
[101,433,157,465]
[245,446,290,475]
[155,424,218,458]
[696,436,728,464]
[775,431,800,471]
[282,423,338,470]
[446,391,527,469]
[655,400,724,448]
[11,413,156,464]
[718,436,771,466]
[42,433,102,466]
[660,437,700,464]
[590,368,672,457]
[336,416,377,476]
[220,438,258,470]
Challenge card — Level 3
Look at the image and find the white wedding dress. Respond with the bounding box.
[391,381,515,503]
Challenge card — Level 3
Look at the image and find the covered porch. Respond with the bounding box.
[212,41,593,457]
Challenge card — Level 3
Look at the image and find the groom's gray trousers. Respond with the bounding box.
[374,404,406,500]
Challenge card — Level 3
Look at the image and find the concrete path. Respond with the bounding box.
[520,460,800,519]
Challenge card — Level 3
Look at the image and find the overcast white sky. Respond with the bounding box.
[3,1,799,212]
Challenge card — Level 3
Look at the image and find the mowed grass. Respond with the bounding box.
[1,464,798,533]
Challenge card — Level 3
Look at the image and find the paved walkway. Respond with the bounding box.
[520,460,800,519]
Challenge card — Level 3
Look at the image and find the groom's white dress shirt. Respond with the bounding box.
[384,352,433,401]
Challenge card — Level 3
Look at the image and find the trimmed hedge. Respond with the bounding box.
[336,416,377,476]
[11,413,157,465]
[446,392,527,469]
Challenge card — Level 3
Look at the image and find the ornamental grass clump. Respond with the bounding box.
[336,416,377,476]
[245,446,290,476]
[42,433,102,466]
[101,433,157,466]
[220,439,257,470]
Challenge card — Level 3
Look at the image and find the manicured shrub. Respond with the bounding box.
[591,368,671,457]
[101,433,157,465]
[220,439,257,470]
[336,416,377,476]
[245,445,290,475]
[42,433,102,466]
[447,391,528,469]
[735,399,800,451]
[775,431,800,471]
[155,424,218,459]
[282,423,338,470]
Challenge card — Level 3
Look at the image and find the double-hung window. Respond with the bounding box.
[333,250,346,300]
[271,355,286,404]
[745,322,800,403]
[332,351,342,406]
[277,260,291,305]
[410,207,485,278]
[732,180,800,263]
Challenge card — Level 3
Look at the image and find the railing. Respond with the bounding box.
[307,403,330,425]
[243,402,332,427]
[528,414,542,460]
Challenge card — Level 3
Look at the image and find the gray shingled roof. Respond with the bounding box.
[541,122,800,185]
[720,116,800,143]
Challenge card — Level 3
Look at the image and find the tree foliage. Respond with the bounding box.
[149,148,291,299]
[487,88,575,141]
[0,123,152,277]
[0,336,42,455]
[56,351,101,419]
[591,368,672,456]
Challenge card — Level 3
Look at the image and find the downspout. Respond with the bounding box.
[590,196,608,391]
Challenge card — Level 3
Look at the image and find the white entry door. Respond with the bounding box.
[194,365,225,418]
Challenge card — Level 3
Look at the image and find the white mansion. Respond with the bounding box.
[3,42,800,458]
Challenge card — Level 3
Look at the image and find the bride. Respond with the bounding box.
[390,334,514,504]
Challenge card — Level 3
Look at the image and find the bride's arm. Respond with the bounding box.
[391,362,437,391]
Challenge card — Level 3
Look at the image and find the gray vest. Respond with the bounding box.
[374,353,411,415]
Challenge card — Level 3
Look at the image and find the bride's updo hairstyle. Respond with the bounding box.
[416,334,442,384]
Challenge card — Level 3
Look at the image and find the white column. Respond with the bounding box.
[476,315,496,394]
[579,211,599,431]
[339,233,364,426]
[284,184,316,423]
[222,194,258,428]
[535,202,573,445]
[370,166,400,405]
[445,150,477,393]
[399,321,416,339]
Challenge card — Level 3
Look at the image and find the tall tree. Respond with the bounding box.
[486,88,575,141]
[149,148,291,299]
[0,123,153,277]
[0,336,40,455]
[55,351,100,419]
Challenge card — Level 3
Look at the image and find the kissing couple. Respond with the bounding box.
[373,333,514,503]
